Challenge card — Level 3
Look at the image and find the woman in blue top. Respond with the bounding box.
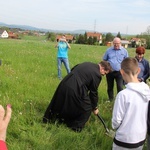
[135,46,149,83]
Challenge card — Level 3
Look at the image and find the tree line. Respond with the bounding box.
[46,26,150,49]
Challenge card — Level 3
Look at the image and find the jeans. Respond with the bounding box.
[57,57,70,79]
[106,71,123,100]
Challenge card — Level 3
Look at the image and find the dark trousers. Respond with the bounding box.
[106,71,123,100]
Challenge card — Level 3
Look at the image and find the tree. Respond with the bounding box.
[140,26,150,49]
[105,32,114,42]
[116,32,122,39]
[102,34,106,45]
[87,36,93,45]
[76,34,85,44]
[84,32,87,44]
[46,32,56,42]
[93,36,97,45]
[145,26,150,49]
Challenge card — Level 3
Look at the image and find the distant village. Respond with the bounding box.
[0,28,147,49]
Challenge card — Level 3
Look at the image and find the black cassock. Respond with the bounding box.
[43,62,102,131]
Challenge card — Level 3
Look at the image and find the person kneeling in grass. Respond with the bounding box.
[43,61,112,132]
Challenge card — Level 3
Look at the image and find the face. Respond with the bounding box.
[136,53,144,60]
[100,68,109,76]
[62,35,66,39]
[113,38,121,50]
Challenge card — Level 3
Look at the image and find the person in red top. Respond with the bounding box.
[0,104,12,150]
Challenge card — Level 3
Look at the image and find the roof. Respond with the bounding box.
[121,40,130,44]
[86,32,102,40]
[131,38,141,41]
[56,34,74,41]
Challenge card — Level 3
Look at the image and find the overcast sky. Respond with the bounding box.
[1,0,150,35]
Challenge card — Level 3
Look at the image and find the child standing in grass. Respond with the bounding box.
[112,57,150,150]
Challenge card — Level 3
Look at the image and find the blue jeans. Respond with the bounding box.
[57,57,70,79]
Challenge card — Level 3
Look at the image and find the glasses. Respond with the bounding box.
[113,43,120,45]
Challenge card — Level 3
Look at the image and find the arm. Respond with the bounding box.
[59,38,71,49]
[55,43,58,48]
[89,76,101,111]
[142,60,150,82]
[66,42,71,49]
[103,49,108,61]
[0,104,12,150]
[112,94,125,130]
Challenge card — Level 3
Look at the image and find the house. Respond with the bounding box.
[106,42,111,47]
[86,32,102,44]
[108,40,130,48]
[56,34,74,43]
[121,40,130,48]
[8,31,18,39]
[0,30,9,38]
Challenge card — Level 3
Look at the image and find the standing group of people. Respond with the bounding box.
[104,37,150,150]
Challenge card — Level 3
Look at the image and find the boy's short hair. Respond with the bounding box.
[121,57,138,75]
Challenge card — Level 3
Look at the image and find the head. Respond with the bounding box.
[99,61,112,75]
[113,37,121,50]
[120,57,140,82]
[135,46,145,60]
[62,34,66,39]
[59,34,66,42]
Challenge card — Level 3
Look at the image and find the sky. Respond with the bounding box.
[1,0,150,35]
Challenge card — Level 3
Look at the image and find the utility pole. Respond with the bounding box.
[126,26,128,35]
[94,19,96,32]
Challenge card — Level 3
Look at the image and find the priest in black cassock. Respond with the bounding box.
[43,61,112,132]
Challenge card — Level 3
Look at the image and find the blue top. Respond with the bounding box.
[57,41,69,58]
[135,57,150,82]
[103,46,128,71]
[138,62,144,78]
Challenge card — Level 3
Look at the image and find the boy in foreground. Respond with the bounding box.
[112,57,150,150]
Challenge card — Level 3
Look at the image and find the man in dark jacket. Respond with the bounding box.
[43,61,112,131]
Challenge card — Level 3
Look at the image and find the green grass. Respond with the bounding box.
[0,36,149,149]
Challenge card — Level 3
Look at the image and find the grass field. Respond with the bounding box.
[0,36,150,150]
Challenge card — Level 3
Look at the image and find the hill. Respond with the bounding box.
[0,22,134,36]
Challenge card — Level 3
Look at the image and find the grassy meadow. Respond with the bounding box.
[0,36,150,150]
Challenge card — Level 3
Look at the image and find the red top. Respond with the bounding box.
[0,140,7,150]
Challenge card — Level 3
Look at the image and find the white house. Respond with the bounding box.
[121,40,130,48]
[110,40,130,48]
[0,30,9,38]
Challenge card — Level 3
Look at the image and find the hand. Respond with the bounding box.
[59,38,66,42]
[138,78,142,82]
[93,108,99,115]
[0,104,12,141]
